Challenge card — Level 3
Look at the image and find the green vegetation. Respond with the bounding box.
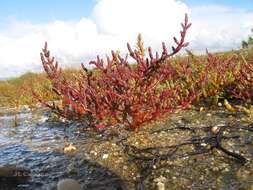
[0,69,81,108]
[0,72,51,108]
[242,28,253,48]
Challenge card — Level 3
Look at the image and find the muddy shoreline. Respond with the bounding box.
[0,107,252,189]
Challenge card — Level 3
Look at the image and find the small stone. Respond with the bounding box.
[90,150,97,156]
[207,113,212,117]
[200,143,207,147]
[57,179,81,190]
[102,154,109,159]
[60,118,67,122]
[66,164,77,175]
[157,181,165,190]
[21,105,31,112]
[218,102,222,107]
[212,167,219,172]
[211,126,220,134]
[199,107,204,112]
[39,116,48,123]
[63,144,77,153]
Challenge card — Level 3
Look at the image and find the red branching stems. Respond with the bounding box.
[37,14,194,130]
[171,50,241,103]
[232,53,253,102]
[127,14,191,77]
[200,51,239,98]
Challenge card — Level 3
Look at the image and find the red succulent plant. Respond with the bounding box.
[36,14,196,130]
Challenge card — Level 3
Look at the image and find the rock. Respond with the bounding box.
[21,105,31,112]
[200,143,207,147]
[199,107,204,112]
[211,124,225,134]
[211,126,220,134]
[224,99,236,112]
[38,116,48,123]
[66,164,78,175]
[157,181,165,190]
[63,144,77,153]
[57,179,81,190]
[154,176,166,190]
[102,154,109,159]
[90,150,97,156]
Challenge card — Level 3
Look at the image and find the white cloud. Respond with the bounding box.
[188,5,253,52]
[92,0,188,37]
[0,0,253,78]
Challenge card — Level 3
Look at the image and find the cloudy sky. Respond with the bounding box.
[0,0,253,79]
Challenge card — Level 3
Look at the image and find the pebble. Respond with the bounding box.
[157,181,165,190]
[200,143,207,147]
[90,150,97,156]
[66,164,77,175]
[211,126,220,134]
[212,167,219,172]
[113,152,119,156]
[154,176,166,190]
[102,154,109,159]
[38,116,48,123]
[199,107,204,112]
[57,179,81,190]
[21,105,31,112]
[63,144,77,153]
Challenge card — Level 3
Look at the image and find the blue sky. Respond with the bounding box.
[0,0,94,24]
[0,0,253,78]
[183,0,253,10]
[0,0,252,25]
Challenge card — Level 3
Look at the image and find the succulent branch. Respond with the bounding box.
[36,14,195,130]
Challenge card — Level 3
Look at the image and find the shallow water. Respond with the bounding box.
[0,109,125,190]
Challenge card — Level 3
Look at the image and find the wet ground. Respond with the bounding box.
[0,106,252,190]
